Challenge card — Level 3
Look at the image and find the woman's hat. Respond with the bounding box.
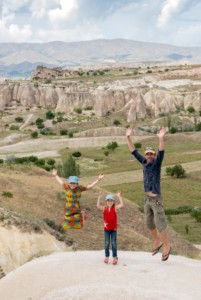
[68,176,79,183]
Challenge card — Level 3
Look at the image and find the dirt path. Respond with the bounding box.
[0,135,150,158]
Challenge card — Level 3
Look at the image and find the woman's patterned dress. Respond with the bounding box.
[63,183,87,229]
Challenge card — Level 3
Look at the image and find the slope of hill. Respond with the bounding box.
[0,165,200,277]
[1,39,201,77]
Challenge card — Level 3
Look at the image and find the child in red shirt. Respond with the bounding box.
[97,191,124,265]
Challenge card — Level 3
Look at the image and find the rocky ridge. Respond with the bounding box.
[0,75,201,122]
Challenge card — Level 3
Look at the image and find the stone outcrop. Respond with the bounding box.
[0,79,201,122]
[0,207,68,274]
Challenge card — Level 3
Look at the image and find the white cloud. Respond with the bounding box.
[48,0,78,24]
[0,20,32,42]
[30,0,60,18]
[157,0,185,28]
[0,1,201,46]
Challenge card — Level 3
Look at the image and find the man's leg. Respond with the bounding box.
[149,228,162,250]
[144,198,162,250]
[160,230,170,256]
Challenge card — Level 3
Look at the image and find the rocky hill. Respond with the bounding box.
[1,69,201,122]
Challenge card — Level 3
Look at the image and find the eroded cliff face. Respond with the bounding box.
[0,207,68,275]
[0,80,200,121]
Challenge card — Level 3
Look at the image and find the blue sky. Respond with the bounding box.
[0,0,201,46]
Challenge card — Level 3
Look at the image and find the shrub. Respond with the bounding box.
[74,107,82,114]
[166,165,186,178]
[28,156,38,163]
[35,118,44,125]
[169,127,177,134]
[191,209,201,223]
[10,125,19,130]
[37,123,45,129]
[104,150,109,156]
[44,78,52,84]
[47,158,55,166]
[113,119,121,126]
[60,129,68,135]
[31,131,38,138]
[68,131,74,138]
[15,117,24,123]
[0,159,4,164]
[72,151,82,158]
[187,106,195,113]
[106,141,119,151]
[165,206,193,215]
[35,159,45,166]
[195,122,201,131]
[46,110,55,119]
[56,116,63,122]
[134,143,142,149]
[185,224,189,234]
[2,191,13,198]
[84,106,93,110]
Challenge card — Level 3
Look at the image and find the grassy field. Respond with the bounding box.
[59,133,201,177]
[103,173,201,243]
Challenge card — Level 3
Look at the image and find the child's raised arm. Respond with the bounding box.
[115,191,124,209]
[97,191,105,211]
[52,169,64,185]
[87,174,104,190]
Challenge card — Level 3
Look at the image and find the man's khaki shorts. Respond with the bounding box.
[144,194,167,232]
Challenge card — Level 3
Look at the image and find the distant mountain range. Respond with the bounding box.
[0,39,201,78]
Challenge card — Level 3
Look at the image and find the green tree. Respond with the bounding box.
[35,118,44,125]
[166,164,185,178]
[58,155,80,178]
[72,151,82,158]
[134,142,142,150]
[15,116,24,123]
[106,141,119,151]
[46,110,55,119]
[31,131,38,138]
[113,119,121,126]
[169,127,177,134]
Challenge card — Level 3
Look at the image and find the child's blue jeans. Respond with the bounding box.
[104,230,117,257]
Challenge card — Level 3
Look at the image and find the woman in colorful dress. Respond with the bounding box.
[53,169,104,229]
